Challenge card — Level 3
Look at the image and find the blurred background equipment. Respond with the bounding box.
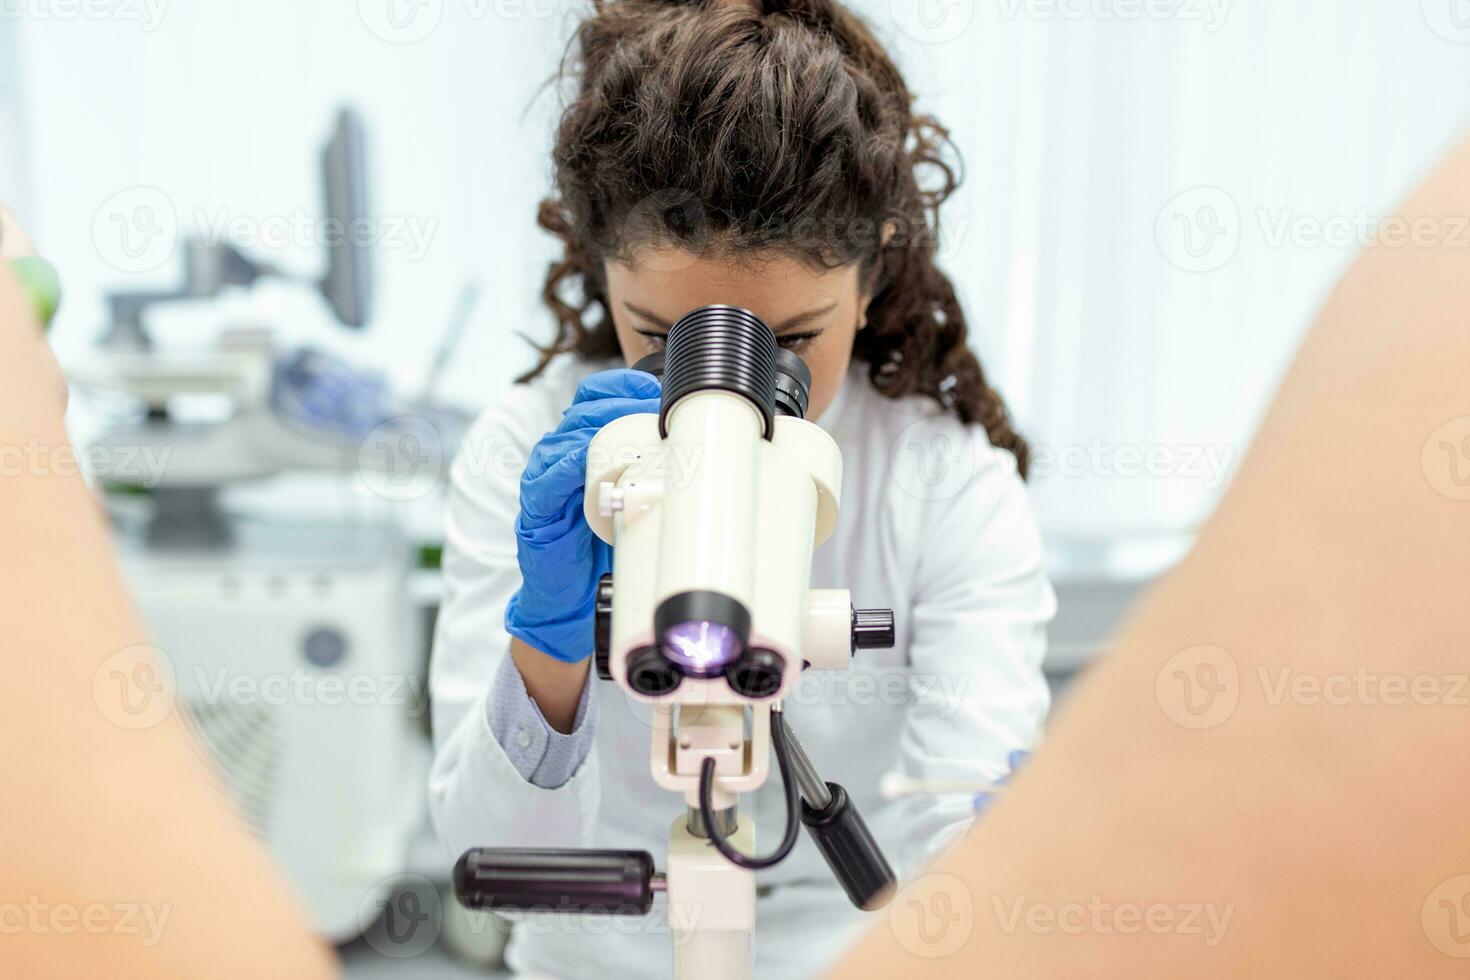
[72,108,399,543]
[62,106,456,947]
[117,514,421,939]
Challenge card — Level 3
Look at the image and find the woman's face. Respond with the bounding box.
[603,248,872,423]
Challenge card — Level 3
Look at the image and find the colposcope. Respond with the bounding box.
[454,306,897,979]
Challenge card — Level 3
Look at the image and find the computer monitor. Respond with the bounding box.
[320,107,373,329]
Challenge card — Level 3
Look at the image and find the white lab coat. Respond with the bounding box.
[429,358,1055,979]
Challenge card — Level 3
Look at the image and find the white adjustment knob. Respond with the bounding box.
[598,482,624,517]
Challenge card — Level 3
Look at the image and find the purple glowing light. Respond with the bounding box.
[661,621,742,675]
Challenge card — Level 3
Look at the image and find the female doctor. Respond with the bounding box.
[429,2,1054,977]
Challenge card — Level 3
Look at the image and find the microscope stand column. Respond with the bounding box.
[657,703,762,980]
[667,809,755,980]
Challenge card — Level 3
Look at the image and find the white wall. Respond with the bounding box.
[11,1,1470,544]
[0,18,33,218]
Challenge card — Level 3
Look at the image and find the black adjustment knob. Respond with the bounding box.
[594,574,614,681]
[454,848,657,915]
[852,608,896,651]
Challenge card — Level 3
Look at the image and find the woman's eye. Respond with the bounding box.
[776,333,818,352]
[641,330,815,352]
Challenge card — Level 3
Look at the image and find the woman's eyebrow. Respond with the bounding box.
[624,301,837,333]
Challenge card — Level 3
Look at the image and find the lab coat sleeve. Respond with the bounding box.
[893,427,1055,874]
[427,394,603,860]
[487,651,598,788]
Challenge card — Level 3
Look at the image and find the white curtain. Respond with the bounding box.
[864,1,1470,550]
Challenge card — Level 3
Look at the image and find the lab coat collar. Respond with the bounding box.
[811,362,859,434]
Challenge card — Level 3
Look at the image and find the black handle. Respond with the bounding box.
[801,783,896,911]
[454,849,657,916]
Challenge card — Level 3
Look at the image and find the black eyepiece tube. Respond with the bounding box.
[659,305,779,439]
[652,305,813,429]
[773,349,811,420]
[631,351,665,379]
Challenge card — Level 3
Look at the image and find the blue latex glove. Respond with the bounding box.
[505,369,662,663]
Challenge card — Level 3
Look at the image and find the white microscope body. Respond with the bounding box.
[455,306,895,980]
[586,385,845,973]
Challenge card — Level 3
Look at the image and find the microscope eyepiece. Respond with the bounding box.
[627,647,684,697]
[725,648,785,700]
[631,351,664,379]
[659,305,779,438]
[773,349,811,420]
[651,305,813,428]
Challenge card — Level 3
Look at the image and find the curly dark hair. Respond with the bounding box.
[524,0,1029,476]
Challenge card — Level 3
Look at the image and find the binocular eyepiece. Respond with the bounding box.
[632,304,812,430]
[598,305,894,698]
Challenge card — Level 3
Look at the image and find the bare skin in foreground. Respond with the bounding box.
[834,131,1470,978]
[0,212,339,979]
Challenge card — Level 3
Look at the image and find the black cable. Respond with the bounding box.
[697,707,800,871]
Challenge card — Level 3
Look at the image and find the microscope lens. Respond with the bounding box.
[661,621,743,675]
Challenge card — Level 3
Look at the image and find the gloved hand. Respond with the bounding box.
[505,368,662,663]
